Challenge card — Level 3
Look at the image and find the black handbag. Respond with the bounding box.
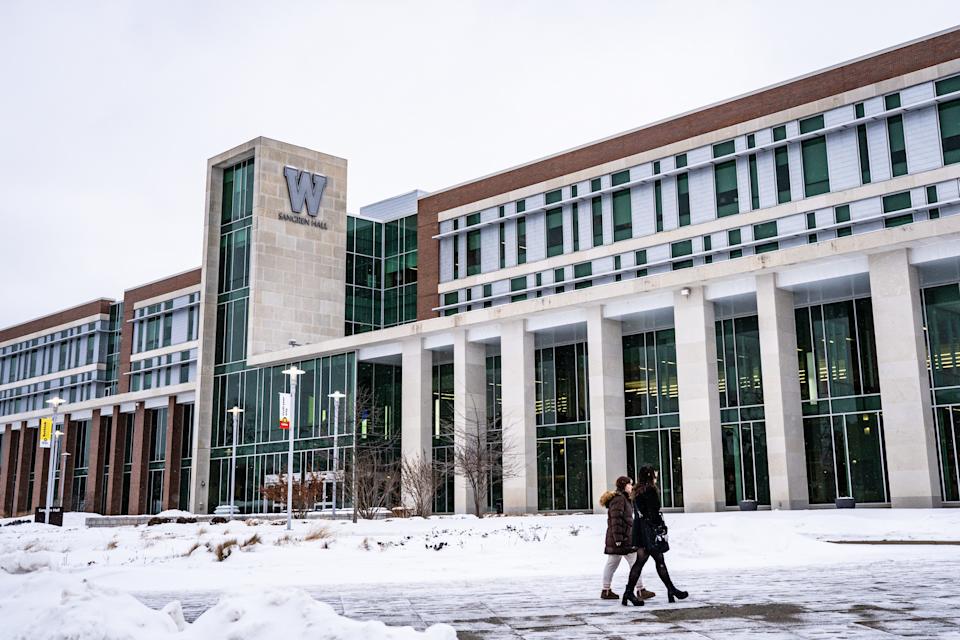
[640,518,670,554]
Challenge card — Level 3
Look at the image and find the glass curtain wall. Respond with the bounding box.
[535,342,591,511]
[922,283,960,502]
[622,329,683,508]
[383,214,418,328]
[432,360,454,513]
[716,315,770,506]
[68,419,91,512]
[796,298,888,504]
[345,216,382,335]
[486,353,503,511]
[179,405,194,511]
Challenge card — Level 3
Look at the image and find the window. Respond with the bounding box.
[677,174,690,226]
[703,235,713,264]
[535,273,543,298]
[857,125,871,184]
[466,230,481,276]
[591,178,601,192]
[654,180,663,232]
[545,189,562,205]
[614,255,622,281]
[554,268,565,294]
[635,249,647,277]
[675,153,687,168]
[747,134,756,148]
[546,208,564,257]
[799,115,824,134]
[928,185,940,219]
[887,114,907,176]
[937,77,960,165]
[713,140,735,158]
[574,262,592,290]
[571,184,578,197]
[801,136,829,197]
[592,197,603,247]
[443,292,458,316]
[748,154,759,210]
[466,213,481,226]
[498,205,504,218]
[883,191,913,227]
[612,170,630,187]
[806,212,817,230]
[855,102,865,119]
[499,222,506,268]
[483,283,492,308]
[516,217,526,264]
[671,239,692,258]
[773,125,787,142]
[835,205,852,237]
[451,220,459,279]
[516,199,526,214]
[572,203,580,251]
[885,93,901,110]
[715,160,739,216]
[612,190,632,241]
[510,276,527,302]
[728,228,742,259]
[753,221,778,253]
[775,147,791,204]
[653,161,661,175]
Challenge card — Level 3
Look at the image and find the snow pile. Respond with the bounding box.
[0,572,457,640]
[0,551,58,574]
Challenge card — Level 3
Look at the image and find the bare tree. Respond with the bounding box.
[402,453,441,518]
[260,472,325,518]
[449,400,522,518]
[346,386,401,522]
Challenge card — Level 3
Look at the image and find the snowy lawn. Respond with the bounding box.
[1,509,958,639]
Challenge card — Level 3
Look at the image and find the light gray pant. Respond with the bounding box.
[602,552,641,589]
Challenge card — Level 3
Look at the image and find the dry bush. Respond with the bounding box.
[105,539,119,551]
[304,525,333,542]
[241,534,262,549]
[183,541,203,557]
[260,473,325,518]
[401,454,441,518]
[210,538,238,562]
[273,534,295,546]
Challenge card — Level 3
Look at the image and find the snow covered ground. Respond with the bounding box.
[1,509,959,638]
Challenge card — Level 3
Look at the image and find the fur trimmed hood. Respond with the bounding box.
[599,490,617,508]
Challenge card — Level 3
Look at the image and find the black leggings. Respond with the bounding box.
[625,548,679,594]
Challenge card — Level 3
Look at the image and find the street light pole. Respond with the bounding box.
[282,366,305,532]
[226,406,244,517]
[43,397,65,525]
[329,390,345,519]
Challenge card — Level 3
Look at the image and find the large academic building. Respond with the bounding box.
[3,29,960,518]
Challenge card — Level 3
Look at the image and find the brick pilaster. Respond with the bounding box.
[84,409,106,513]
[104,406,126,515]
[0,425,20,517]
[128,402,148,515]
[13,422,32,516]
[162,398,183,511]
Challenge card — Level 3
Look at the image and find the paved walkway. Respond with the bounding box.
[136,558,960,638]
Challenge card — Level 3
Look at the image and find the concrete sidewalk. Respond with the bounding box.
[136,558,960,638]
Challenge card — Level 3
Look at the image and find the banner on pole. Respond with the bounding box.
[39,418,53,449]
[278,393,291,430]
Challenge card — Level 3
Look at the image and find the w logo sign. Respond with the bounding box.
[284,166,327,217]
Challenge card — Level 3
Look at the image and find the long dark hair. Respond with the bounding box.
[632,465,658,498]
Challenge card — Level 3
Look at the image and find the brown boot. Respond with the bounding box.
[639,588,656,600]
[601,589,619,600]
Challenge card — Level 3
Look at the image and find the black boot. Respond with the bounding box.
[667,589,689,603]
[622,588,644,606]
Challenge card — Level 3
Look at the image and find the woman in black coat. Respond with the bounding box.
[623,465,689,605]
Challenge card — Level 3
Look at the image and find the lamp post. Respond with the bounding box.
[282,366,304,531]
[226,406,244,516]
[329,391,345,518]
[43,396,65,525]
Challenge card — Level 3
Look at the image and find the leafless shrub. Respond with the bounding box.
[401,454,441,518]
[241,534,261,549]
[260,473,325,518]
[183,541,203,557]
[273,534,295,546]
[304,525,333,542]
[105,539,119,551]
[210,538,238,562]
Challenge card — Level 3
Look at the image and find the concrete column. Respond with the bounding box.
[674,287,725,512]
[500,320,538,514]
[0,425,19,517]
[59,415,76,511]
[105,407,126,515]
[401,338,432,508]
[162,398,184,511]
[586,306,627,513]
[128,402,148,515]
[869,249,942,507]
[13,422,32,515]
[756,274,809,509]
[84,409,105,513]
[453,331,487,515]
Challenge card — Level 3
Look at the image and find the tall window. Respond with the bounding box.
[677,174,690,226]
[592,197,603,247]
[801,136,829,197]
[545,208,563,257]
[775,147,791,204]
[498,222,506,268]
[516,217,526,265]
[654,180,663,232]
[886,93,907,176]
[748,155,759,210]
[571,203,580,251]
[936,76,960,166]
[612,189,632,240]
[466,229,481,276]
[714,160,739,217]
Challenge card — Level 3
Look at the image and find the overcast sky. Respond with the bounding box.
[0,1,956,328]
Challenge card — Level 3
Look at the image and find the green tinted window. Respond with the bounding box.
[728,228,741,245]
[753,221,777,241]
[748,154,759,210]
[806,212,817,229]
[927,185,938,203]
[885,93,901,110]
[799,115,824,134]
[801,136,830,197]
[635,249,647,265]
[939,99,960,165]
[747,134,755,148]
[773,126,787,142]
[755,242,778,254]
[654,180,663,232]
[857,124,871,184]
[571,185,578,197]
[591,178,601,192]
[855,102,865,119]
[653,161,661,174]
[574,262,592,290]
[572,203,580,251]
[546,208,563,257]
[466,213,481,226]
[545,190,562,205]
[885,214,913,228]
[466,230,481,276]
[887,115,907,176]
[775,147,791,204]
[592,197,603,247]
[516,200,526,213]
[671,239,692,258]
[715,160,739,216]
[677,174,690,226]
[444,292,458,316]
[612,189,632,241]
[516,217,527,264]
[883,192,911,213]
[936,76,960,96]
[675,154,687,168]
[713,140,735,158]
[834,205,850,223]
[612,170,630,187]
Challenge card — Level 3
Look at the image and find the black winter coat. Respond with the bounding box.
[631,485,665,549]
[602,490,635,555]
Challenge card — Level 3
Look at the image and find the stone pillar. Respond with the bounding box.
[84,409,106,513]
[59,415,76,511]
[163,399,184,511]
[401,338,432,509]
[453,331,487,515]
[0,425,19,517]
[105,407,126,515]
[128,402,148,515]
[674,287,725,512]
[586,306,627,513]
[30,431,51,514]
[756,274,809,510]
[500,320,538,514]
[13,422,32,515]
[868,249,942,507]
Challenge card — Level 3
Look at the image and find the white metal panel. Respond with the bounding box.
[866,120,892,181]
[826,128,860,192]
[903,106,942,173]
[689,167,715,225]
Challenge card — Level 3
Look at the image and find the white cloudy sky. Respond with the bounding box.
[0,1,956,328]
